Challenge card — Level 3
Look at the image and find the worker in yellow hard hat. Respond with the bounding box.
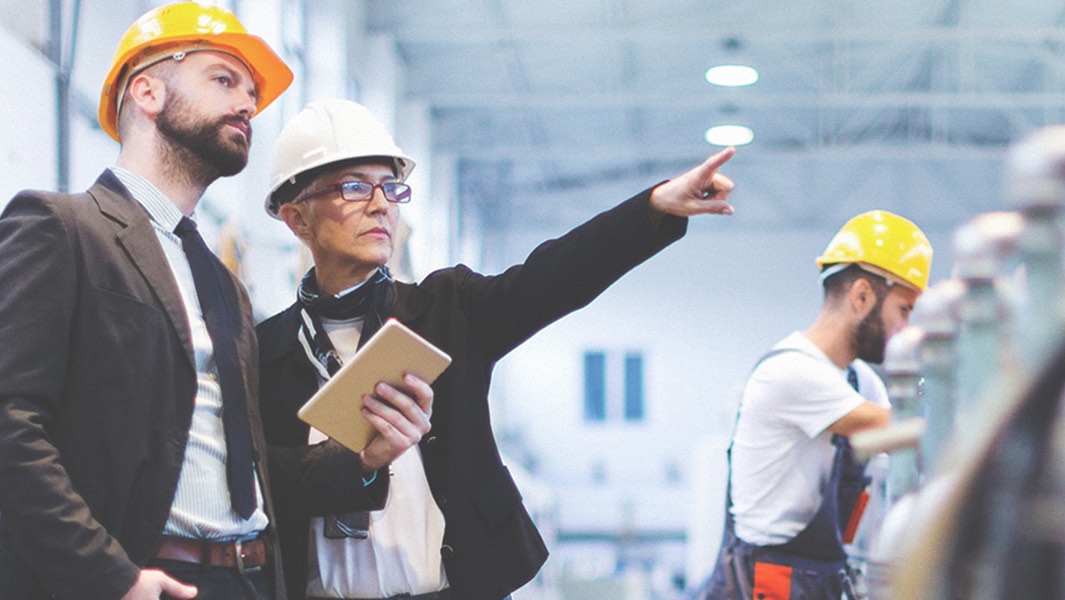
[0,4,429,600]
[699,211,933,600]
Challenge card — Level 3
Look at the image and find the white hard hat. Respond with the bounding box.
[265,99,416,218]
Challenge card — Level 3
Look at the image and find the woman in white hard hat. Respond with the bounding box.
[256,98,738,600]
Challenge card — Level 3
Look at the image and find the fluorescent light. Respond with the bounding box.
[705,65,759,87]
[705,125,754,146]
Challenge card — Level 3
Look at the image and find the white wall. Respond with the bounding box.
[0,23,57,207]
[494,223,829,499]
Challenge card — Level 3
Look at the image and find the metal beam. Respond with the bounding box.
[432,141,1007,163]
[385,26,1065,46]
[425,91,1065,110]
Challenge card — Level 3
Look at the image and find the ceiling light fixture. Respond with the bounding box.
[705,64,759,87]
[705,125,754,146]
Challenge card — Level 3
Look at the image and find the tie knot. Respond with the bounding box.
[174,216,198,237]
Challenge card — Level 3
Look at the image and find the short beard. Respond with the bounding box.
[855,295,888,364]
[156,88,251,186]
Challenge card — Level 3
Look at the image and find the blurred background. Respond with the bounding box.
[4,1,1065,597]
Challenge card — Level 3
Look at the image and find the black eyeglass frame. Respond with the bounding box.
[297,180,412,204]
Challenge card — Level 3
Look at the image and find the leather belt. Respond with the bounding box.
[154,534,269,573]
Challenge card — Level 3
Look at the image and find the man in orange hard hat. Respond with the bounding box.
[0,4,431,600]
[702,211,934,599]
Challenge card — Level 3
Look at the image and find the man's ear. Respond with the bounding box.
[848,277,877,318]
[126,72,167,119]
[278,202,311,240]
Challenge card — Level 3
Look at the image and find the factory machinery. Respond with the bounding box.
[847,125,1065,599]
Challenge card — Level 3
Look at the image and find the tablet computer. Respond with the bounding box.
[297,318,452,453]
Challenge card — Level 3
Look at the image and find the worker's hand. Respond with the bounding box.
[120,569,197,600]
[357,373,434,473]
[649,146,736,217]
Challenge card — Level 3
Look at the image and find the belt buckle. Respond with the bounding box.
[233,539,262,575]
[233,539,246,573]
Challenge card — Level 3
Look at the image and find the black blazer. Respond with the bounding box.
[0,171,304,600]
[257,188,687,600]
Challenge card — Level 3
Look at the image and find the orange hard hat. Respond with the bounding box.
[98,2,293,141]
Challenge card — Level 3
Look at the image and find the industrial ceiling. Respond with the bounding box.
[361,0,1065,240]
[8,0,1065,244]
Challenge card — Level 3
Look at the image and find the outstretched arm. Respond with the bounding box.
[650,146,736,217]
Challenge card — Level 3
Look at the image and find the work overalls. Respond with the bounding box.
[702,355,870,600]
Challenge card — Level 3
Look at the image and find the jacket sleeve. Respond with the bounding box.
[455,186,687,359]
[266,440,389,517]
[0,193,139,600]
[257,314,389,518]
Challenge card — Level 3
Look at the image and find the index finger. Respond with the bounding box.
[701,146,736,174]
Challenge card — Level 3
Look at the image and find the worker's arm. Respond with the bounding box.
[827,401,891,437]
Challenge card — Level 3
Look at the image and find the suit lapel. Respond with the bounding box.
[88,171,196,367]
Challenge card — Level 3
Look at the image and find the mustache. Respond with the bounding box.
[220,114,252,143]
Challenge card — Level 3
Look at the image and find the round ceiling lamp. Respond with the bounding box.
[705,64,759,87]
[705,125,754,146]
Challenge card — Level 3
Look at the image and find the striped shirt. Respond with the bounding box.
[110,167,268,540]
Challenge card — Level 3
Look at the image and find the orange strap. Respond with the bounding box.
[753,561,792,600]
[842,489,870,544]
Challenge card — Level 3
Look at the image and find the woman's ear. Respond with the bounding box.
[278,202,311,240]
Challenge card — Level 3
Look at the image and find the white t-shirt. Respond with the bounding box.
[304,317,448,598]
[729,331,890,546]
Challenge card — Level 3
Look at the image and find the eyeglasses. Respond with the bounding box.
[299,181,412,204]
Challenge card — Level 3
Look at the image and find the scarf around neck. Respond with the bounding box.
[296,266,395,379]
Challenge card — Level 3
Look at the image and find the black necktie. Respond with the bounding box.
[174,216,256,519]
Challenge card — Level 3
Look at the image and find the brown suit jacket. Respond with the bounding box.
[0,171,285,599]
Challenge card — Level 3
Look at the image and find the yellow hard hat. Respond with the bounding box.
[98,1,293,142]
[816,210,934,291]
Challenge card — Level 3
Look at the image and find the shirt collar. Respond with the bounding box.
[109,166,188,232]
